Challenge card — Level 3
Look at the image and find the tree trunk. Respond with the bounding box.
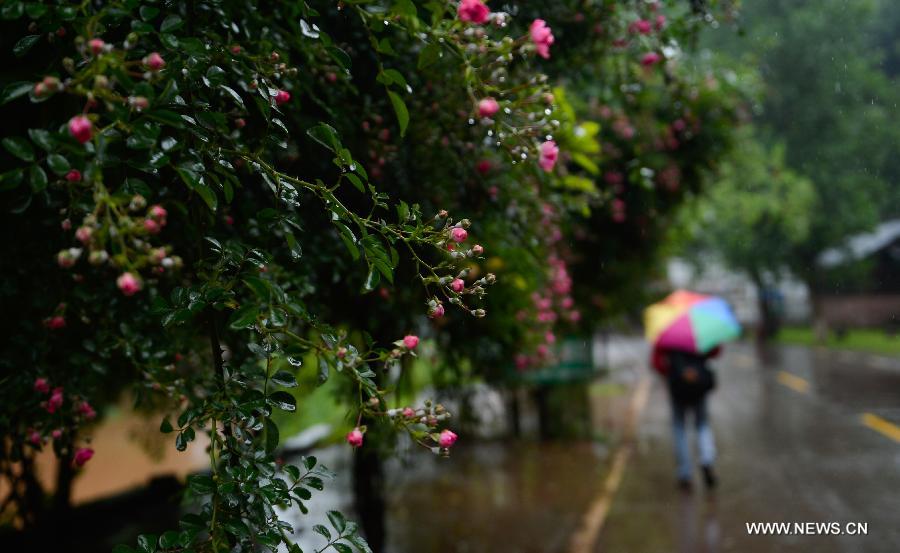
[352,444,386,553]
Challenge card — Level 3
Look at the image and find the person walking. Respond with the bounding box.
[651,345,720,491]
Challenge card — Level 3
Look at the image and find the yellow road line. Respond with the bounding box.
[777,371,809,394]
[861,413,900,443]
[568,374,652,553]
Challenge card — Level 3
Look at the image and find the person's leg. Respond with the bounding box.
[695,396,717,488]
[670,397,692,484]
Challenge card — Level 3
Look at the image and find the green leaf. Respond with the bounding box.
[269,391,297,412]
[159,417,173,433]
[160,14,183,32]
[13,35,40,57]
[158,531,179,549]
[46,154,69,175]
[333,544,353,553]
[187,474,215,494]
[264,417,280,453]
[327,46,351,71]
[29,165,47,192]
[387,91,409,137]
[345,173,365,193]
[112,545,136,553]
[137,534,158,553]
[204,65,226,87]
[327,511,347,534]
[1,81,32,105]
[28,129,53,151]
[2,137,34,161]
[271,370,298,388]
[346,534,373,553]
[363,267,380,291]
[417,44,441,70]
[317,356,329,385]
[220,85,244,108]
[391,0,417,17]
[307,123,340,153]
[312,525,331,541]
[228,304,258,329]
[146,110,184,128]
[0,168,24,191]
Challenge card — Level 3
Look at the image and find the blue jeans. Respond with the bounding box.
[670,396,716,480]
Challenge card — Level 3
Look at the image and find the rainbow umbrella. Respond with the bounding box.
[644,290,742,354]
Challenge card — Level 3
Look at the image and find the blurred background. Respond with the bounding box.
[3,0,900,552]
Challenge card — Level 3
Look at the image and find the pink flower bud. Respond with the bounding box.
[403,335,419,349]
[231,45,242,54]
[478,97,500,118]
[61,219,72,231]
[450,227,468,243]
[73,447,94,467]
[402,407,416,418]
[632,19,652,34]
[88,38,105,55]
[476,159,492,175]
[68,116,93,144]
[65,169,82,182]
[457,0,490,24]
[655,15,667,30]
[450,278,465,293]
[117,272,142,296]
[143,219,161,234]
[149,204,167,221]
[346,428,364,448]
[52,429,63,440]
[438,429,458,448]
[44,316,66,330]
[128,96,150,110]
[274,90,291,105]
[530,19,555,59]
[235,118,246,129]
[34,377,50,394]
[472,244,484,255]
[75,226,92,244]
[29,430,42,446]
[143,52,166,71]
[539,140,559,172]
[78,401,97,420]
[430,304,445,319]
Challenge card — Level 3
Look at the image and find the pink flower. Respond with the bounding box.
[117,272,142,296]
[73,447,94,467]
[430,304,445,319]
[52,429,63,440]
[457,0,490,24]
[47,387,64,413]
[45,316,66,330]
[478,97,500,118]
[450,278,465,293]
[346,428,364,448]
[65,169,82,183]
[538,140,559,172]
[569,310,581,322]
[68,116,93,144]
[144,219,161,234]
[29,430,42,446]
[530,19,555,59]
[88,38,105,55]
[450,227,468,243]
[641,52,662,66]
[235,118,246,129]
[143,52,165,71]
[34,377,50,393]
[403,335,419,349]
[438,429,458,448]
[472,244,484,255]
[402,407,416,418]
[632,19,652,34]
[545,331,556,344]
[274,90,291,105]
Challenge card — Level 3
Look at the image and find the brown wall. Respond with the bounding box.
[818,294,900,328]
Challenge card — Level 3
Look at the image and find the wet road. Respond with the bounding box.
[596,343,900,553]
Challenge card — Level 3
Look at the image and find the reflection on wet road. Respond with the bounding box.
[596,344,900,553]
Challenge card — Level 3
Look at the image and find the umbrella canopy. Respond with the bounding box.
[644,290,742,354]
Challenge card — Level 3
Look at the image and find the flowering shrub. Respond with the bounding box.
[0,0,562,550]
[0,0,746,549]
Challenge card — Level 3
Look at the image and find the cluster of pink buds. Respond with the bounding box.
[32,76,62,99]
